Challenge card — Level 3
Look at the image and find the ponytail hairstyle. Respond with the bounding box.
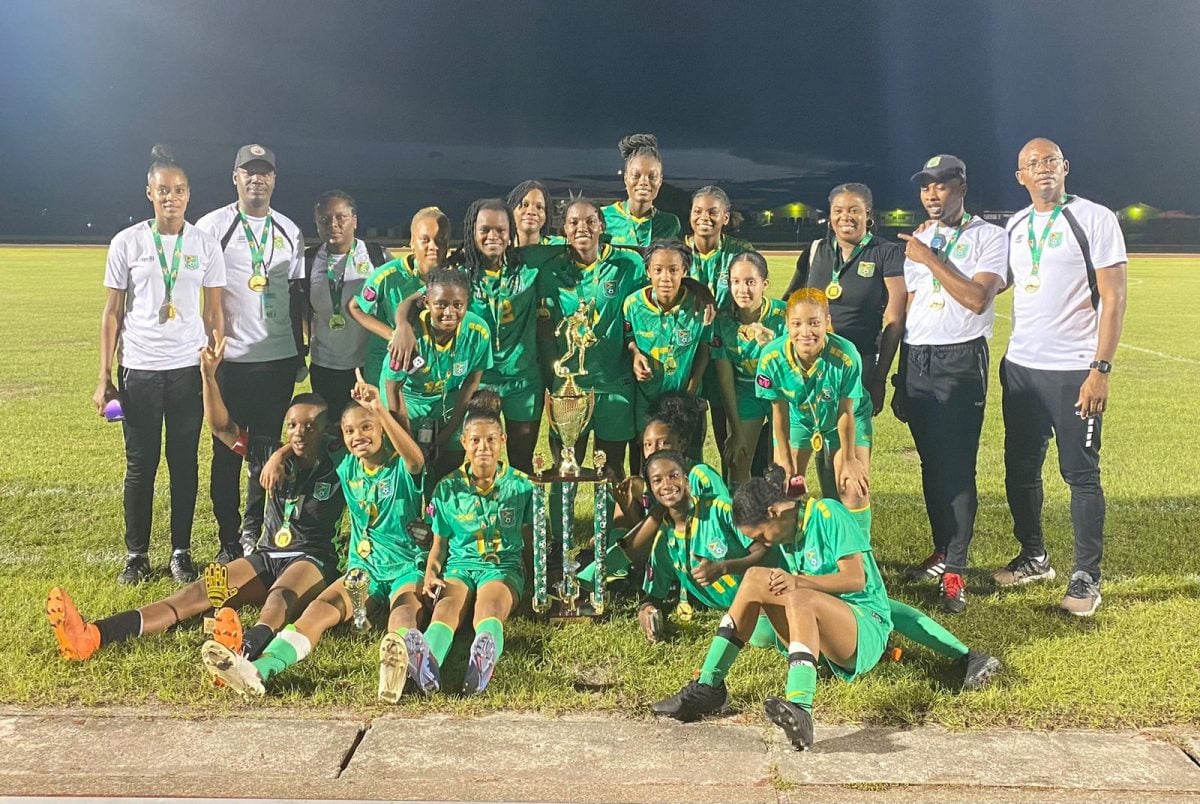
[453,198,519,283]
[827,183,875,233]
[147,144,186,184]
[729,251,769,280]
[731,464,790,526]
[692,185,731,212]
[646,391,704,453]
[505,180,553,240]
[618,133,663,169]
[463,389,503,429]
[642,449,691,504]
[562,194,607,236]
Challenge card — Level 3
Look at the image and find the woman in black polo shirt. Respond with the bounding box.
[784,183,906,413]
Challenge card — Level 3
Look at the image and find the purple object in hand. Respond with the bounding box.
[104,398,124,422]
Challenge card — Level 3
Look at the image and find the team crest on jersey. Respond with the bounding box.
[273,233,285,249]
[805,549,820,570]
[313,481,333,501]
[376,480,394,499]
[603,280,617,298]
[717,272,729,288]
[1048,232,1064,248]
[756,374,773,389]
[452,361,468,376]
[857,261,875,278]
[184,255,199,270]
[952,243,970,259]
[706,538,728,559]
[499,507,515,528]
[677,330,693,346]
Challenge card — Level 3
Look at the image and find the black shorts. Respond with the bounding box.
[243,551,342,587]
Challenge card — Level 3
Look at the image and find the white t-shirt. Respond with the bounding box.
[308,241,383,370]
[195,203,304,363]
[1005,196,1127,371]
[902,215,1008,346]
[103,220,226,371]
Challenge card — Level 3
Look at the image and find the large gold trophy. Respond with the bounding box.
[532,301,610,617]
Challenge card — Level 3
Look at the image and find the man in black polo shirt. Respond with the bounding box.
[785,183,907,413]
[45,338,346,663]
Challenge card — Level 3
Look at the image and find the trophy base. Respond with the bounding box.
[544,599,606,623]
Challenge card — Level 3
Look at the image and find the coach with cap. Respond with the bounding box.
[196,144,305,564]
[992,138,1128,617]
[894,154,1008,614]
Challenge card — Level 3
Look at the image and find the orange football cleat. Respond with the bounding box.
[46,587,100,662]
[211,607,244,654]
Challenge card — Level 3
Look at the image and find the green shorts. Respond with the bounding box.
[348,547,428,603]
[770,602,890,682]
[481,377,544,423]
[787,410,873,451]
[736,390,771,421]
[444,558,525,599]
[363,339,389,388]
[553,383,634,443]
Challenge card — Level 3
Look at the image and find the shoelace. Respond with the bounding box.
[1066,577,1094,598]
[942,573,965,599]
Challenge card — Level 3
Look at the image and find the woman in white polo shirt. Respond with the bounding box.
[95,145,225,585]
[298,190,391,422]
[894,155,1008,615]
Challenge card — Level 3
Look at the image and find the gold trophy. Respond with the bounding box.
[546,301,597,476]
[345,569,371,630]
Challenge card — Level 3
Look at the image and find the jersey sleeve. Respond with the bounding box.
[710,317,732,362]
[879,242,906,278]
[819,500,872,563]
[754,348,784,401]
[839,347,864,401]
[103,232,130,290]
[621,293,638,343]
[429,479,454,538]
[356,265,390,317]
[1090,206,1129,268]
[470,319,494,372]
[689,464,729,502]
[201,236,227,288]
[641,530,674,601]
[287,229,306,281]
[971,225,1009,282]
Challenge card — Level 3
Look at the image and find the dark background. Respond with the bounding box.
[2,0,1197,242]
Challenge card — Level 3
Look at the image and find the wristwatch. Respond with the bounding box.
[1089,360,1112,374]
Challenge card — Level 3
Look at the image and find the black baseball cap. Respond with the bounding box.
[911,154,966,184]
[234,143,276,171]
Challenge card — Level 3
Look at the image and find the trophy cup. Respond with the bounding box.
[345,569,371,630]
[531,302,612,618]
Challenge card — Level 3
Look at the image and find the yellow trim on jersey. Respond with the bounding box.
[685,234,722,260]
[615,201,651,224]
[575,243,613,271]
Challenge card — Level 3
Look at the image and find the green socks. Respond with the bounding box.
[848,505,872,541]
[425,621,455,666]
[748,614,779,649]
[888,599,969,659]
[698,617,744,686]
[577,541,634,590]
[475,617,505,661]
[786,642,817,709]
[252,625,310,682]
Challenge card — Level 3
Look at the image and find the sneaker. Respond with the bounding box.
[239,533,258,557]
[939,572,967,614]
[211,607,243,654]
[214,546,241,566]
[1060,571,1102,617]
[992,553,1056,587]
[462,632,498,696]
[403,629,440,694]
[117,554,152,585]
[764,697,815,751]
[169,552,197,583]
[904,550,946,582]
[962,650,1002,691]
[46,587,100,662]
[377,632,409,703]
[650,679,729,722]
[638,603,664,644]
[201,640,264,697]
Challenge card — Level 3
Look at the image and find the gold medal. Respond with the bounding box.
[825,282,843,300]
[329,313,346,330]
[274,527,293,548]
[166,302,177,320]
[248,274,268,292]
[929,293,946,310]
[811,431,824,453]
[737,324,754,341]
[1024,274,1042,293]
[676,599,695,622]
[356,538,372,559]
[664,355,678,373]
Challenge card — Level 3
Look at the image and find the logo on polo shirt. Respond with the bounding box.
[313,481,333,501]
[184,255,199,270]
[717,272,729,288]
[952,243,970,259]
[273,233,285,249]
[499,507,515,528]
[452,361,468,376]
[355,260,371,276]
[706,538,728,559]
[376,479,393,499]
[805,549,819,569]
[677,329,693,346]
[603,280,618,297]
[857,261,875,278]
[1049,232,1064,248]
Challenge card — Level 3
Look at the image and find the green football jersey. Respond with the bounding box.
[337,450,427,577]
[540,244,647,390]
[469,256,550,391]
[430,463,534,565]
[622,285,711,400]
[356,255,426,384]
[685,235,755,310]
[779,497,892,630]
[602,201,682,248]
[381,310,493,421]
[754,331,872,434]
[711,298,788,405]
[643,464,755,609]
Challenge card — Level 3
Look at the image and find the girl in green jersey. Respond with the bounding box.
[712,253,787,484]
[601,133,682,250]
[506,180,552,247]
[202,372,430,700]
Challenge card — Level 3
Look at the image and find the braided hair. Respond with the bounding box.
[505,180,553,240]
[453,198,519,282]
[618,133,663,168]
[643,449,691,505]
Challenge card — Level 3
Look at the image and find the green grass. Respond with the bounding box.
[1,247,1198,728]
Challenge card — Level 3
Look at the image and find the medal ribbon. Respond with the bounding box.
[149,221,184,305]
[238,210,272,279]
[326,239,356,317]
[280,459,321,530]
[1025,198,1066,281]
[828,232,874,290]
[930,212,970,293]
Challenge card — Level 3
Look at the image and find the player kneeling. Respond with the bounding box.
[202,371,430,701]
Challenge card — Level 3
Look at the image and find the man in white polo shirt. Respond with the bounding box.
[993,138,1128,617]
[894,155,1008,614]
[196,144,305,564]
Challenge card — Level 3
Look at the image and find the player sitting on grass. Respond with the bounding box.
[201,371,429,701]
[403,391,535,696]
[47,337,345,663]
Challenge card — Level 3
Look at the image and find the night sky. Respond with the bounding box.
[2,0,1198,238]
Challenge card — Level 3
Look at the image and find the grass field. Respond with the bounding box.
[1,247,1197,729]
